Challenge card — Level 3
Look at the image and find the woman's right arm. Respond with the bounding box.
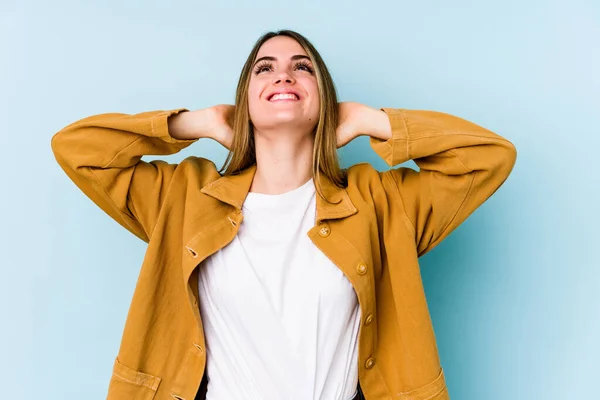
[51,107,232,242]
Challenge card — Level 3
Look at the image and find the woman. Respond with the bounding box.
[51,30,516,400]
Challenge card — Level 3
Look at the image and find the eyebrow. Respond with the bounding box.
[253,54,311,67]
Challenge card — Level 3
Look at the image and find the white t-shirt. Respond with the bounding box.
[197,178,361,400]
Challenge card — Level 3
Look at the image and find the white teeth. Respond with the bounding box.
[270,93,299,101]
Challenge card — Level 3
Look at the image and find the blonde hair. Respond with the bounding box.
[220,29,347,199]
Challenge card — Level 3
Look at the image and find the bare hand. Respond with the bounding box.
[203,104,235,149]
[168,104,235,149]
[336,101,371,148]
[336,101,392,148]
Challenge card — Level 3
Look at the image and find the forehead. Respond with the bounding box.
[255,36,307,59]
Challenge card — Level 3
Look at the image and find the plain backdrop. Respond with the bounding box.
[1,0,599,398]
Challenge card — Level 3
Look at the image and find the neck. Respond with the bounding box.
[250,127,314,195]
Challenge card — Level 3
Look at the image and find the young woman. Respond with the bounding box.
[51,30,516,400]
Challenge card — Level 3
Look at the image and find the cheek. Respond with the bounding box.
[306,81,320,114]
[306,79,319,95]
[247,82,263,116]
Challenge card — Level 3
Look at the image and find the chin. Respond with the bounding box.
[254,113,306,128]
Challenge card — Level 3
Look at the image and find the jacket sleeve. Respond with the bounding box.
[51,108,197,242]
[370,108,517,257]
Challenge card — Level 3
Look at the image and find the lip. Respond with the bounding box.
[266,88,301,101]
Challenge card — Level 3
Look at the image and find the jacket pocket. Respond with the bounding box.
[106,357,162,400]
[398,368,449,400]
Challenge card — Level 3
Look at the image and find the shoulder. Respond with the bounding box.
[346,162,385,187]
[173,156,222,186]
[344,162,390,201]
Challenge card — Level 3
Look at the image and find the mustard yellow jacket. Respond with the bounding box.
[51,107,517,400]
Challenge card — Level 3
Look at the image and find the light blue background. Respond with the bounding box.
[2,0,598,398]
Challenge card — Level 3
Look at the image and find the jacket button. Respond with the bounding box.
[318,224,330,237]
[356,263,367,275]
[364,314,373,326]
[365,357,375,369]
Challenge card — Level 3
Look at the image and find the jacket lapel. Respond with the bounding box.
[199,165,257,211]
[314,171,358,223]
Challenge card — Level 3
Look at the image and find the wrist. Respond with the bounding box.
[168,110,211,140]
[367,108,392,141]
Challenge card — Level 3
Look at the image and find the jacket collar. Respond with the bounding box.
[200,165,357,223]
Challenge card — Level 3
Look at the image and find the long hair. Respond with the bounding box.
[220,29,347,199]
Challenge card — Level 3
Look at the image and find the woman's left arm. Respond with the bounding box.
[338,102,518,257]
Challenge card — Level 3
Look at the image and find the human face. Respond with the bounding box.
[247,36,320,134]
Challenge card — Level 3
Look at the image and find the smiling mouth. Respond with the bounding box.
[268,93,300,102]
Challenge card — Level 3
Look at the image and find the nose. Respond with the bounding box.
[273,71,295,85]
